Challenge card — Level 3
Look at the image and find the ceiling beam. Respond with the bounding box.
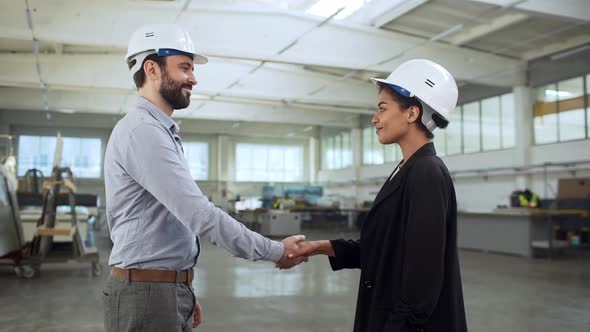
[447,12,529,45]
[521,34,590,61]
[468,0,590,22]
[347,0,429,28]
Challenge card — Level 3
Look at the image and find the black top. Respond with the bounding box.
[329,142,467,332]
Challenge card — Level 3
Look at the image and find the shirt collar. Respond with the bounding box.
[136,96,180,135]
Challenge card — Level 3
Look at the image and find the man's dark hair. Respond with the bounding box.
[379,85,434,139]
[128,54,167,89]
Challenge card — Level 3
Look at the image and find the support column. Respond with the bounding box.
[308,136,319,183]
[351,125,362,205]
[0,111,13,159]
[513,85,534,190]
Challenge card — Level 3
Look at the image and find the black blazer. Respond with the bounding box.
[329,143,467,332]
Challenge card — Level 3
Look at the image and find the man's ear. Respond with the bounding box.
[144,60,161,82]
[407,105,420,123]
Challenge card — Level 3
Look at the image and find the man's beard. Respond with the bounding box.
[159,69,191,110]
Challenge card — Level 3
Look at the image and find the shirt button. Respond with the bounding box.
[364,281,372,289]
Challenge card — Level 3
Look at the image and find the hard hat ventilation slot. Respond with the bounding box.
[425,79,435,87]
[145,32,155,38]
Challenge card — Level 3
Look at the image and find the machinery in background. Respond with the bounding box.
[0,133,100,278]
[236,185,371,236]
[21,168,44,194]
[260,185,323,209]
[0,164,30,277]
[258,210,302,237]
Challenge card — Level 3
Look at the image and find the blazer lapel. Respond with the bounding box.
[367,142,437,213]
[371,167,405,210]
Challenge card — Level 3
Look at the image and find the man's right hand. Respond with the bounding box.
[275,235,307,269]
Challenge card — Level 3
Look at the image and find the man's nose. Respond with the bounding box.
[187,71,196,85]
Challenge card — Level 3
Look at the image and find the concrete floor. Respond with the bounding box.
[1,226,590,332]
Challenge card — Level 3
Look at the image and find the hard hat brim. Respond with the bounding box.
[370,78,413,97]
[193,53,208,65]
[369,77,388,86]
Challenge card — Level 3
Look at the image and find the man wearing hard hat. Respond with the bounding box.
[290,59,468,331]
[102,24,306,331]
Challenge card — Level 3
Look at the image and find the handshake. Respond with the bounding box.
[275,235,335,269]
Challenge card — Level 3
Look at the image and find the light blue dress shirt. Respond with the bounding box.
[104,96,283,270]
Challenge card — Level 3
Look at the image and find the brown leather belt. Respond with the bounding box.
[111,267,194,284]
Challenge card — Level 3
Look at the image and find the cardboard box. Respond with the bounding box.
[557,178,590,199]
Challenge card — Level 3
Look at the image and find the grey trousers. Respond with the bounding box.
[102,275,196,332]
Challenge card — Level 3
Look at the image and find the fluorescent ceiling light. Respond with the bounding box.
[303,126,314,132]
[545,89,572,97]
[57,108,76,114]
[430,24,464,42]
[307,0,372,20]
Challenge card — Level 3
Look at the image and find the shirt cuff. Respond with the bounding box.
[267,240,284,262]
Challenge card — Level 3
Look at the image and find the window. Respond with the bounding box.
[393,144,402,162]
[384,144,395,163]
[183,142,208,180]
[481,96,501,151]
[557,77,585,141]
[342,132,352,168]
[534,83,559,144]
[362,127,372,164]
[446,106,462,155]
[323,136,333,170]
[533,75,590,144]
[236,143,304,182]
[321,130,352,170]
[362,127,384,165]
[439,92,515,155]
[18,135,102,178]
[433,128,447,156]
[462,102,481,153]
[333,134,342,169]
[500,93,515,148]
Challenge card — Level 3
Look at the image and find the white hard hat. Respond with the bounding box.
[126,24,208,75]
[370,59,458,131]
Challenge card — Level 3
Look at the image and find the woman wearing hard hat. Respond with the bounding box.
[290,59,468,331]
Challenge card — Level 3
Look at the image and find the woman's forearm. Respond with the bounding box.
[312,240,335,257]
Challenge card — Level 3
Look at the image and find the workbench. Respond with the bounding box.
[458,208,589,258]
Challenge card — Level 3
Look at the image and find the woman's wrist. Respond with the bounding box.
[316,240,335,257]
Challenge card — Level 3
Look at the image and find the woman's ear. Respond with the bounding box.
[407,105,420,123]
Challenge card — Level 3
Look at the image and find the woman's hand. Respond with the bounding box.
[288,240,335,260]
